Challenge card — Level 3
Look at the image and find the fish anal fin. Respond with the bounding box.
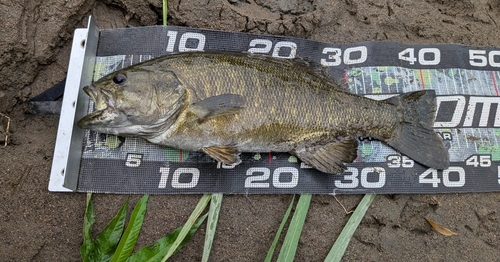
[190,94,245,122]
[294,138,358,174]
[202,145,241,165]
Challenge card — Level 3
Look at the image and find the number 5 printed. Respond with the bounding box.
[125,153,143,167]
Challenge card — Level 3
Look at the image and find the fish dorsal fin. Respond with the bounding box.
[202,145,241,165]
[290,55,351,90]
[329,75,350,91]
[292,56,337,81]
[293,138,358,174]
[292,56,313,67]
[189,94,245,122]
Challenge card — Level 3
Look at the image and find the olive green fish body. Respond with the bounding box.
[146,54,396,148]
[78,52,449,173]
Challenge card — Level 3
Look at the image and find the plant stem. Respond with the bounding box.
[162,0,168,26]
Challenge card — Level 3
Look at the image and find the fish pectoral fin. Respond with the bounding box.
[190,94,245,122]
[293,138,358,174]
[202,145,241,165]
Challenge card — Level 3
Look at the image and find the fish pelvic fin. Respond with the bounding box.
[386,90,450,170]
[293,138,358,174]
[202,145,241,165]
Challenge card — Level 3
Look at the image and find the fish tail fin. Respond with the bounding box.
[385,90,450,170]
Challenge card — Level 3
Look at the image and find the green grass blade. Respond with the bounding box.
[93,198,129,262]
[202,193,223,262]
[277,194,312,262]
[162,0,168,26]
[110,195,150,262]
[324,194,376,262]
[161,194,212,262]
[265,195,295,262]
[127,212,208,262]
[81,193,96,262]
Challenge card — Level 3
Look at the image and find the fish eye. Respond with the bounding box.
[113,73,127,85]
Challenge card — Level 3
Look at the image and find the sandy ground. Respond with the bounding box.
[1,0,500,261]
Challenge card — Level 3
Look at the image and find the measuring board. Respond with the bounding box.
[49,16,500,194]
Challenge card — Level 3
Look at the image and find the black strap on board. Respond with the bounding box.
[28,78,66,115]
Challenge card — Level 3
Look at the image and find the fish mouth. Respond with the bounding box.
[78,85,112,129]
[79,85,100,128]
[77,104,127,130]
[83,85,111,111]
[83,85,97,103]
[77,109,105,129]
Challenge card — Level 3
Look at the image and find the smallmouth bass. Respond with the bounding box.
[78,52,449,173]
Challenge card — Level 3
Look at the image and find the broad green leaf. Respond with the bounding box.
[110,195,150,262]
[127,213,208,262]
[265,195,295,262]
[81,193,96,262]
[324,194,376,262]
[161,194,212,261]
[92,198,129,262]
[277,194,312,262]
[202,193,223,262]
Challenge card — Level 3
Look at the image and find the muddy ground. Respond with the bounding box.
[1,0,500,261]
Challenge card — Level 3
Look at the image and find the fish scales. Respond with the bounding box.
[156,53,396,147]
[78,52,449,173]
